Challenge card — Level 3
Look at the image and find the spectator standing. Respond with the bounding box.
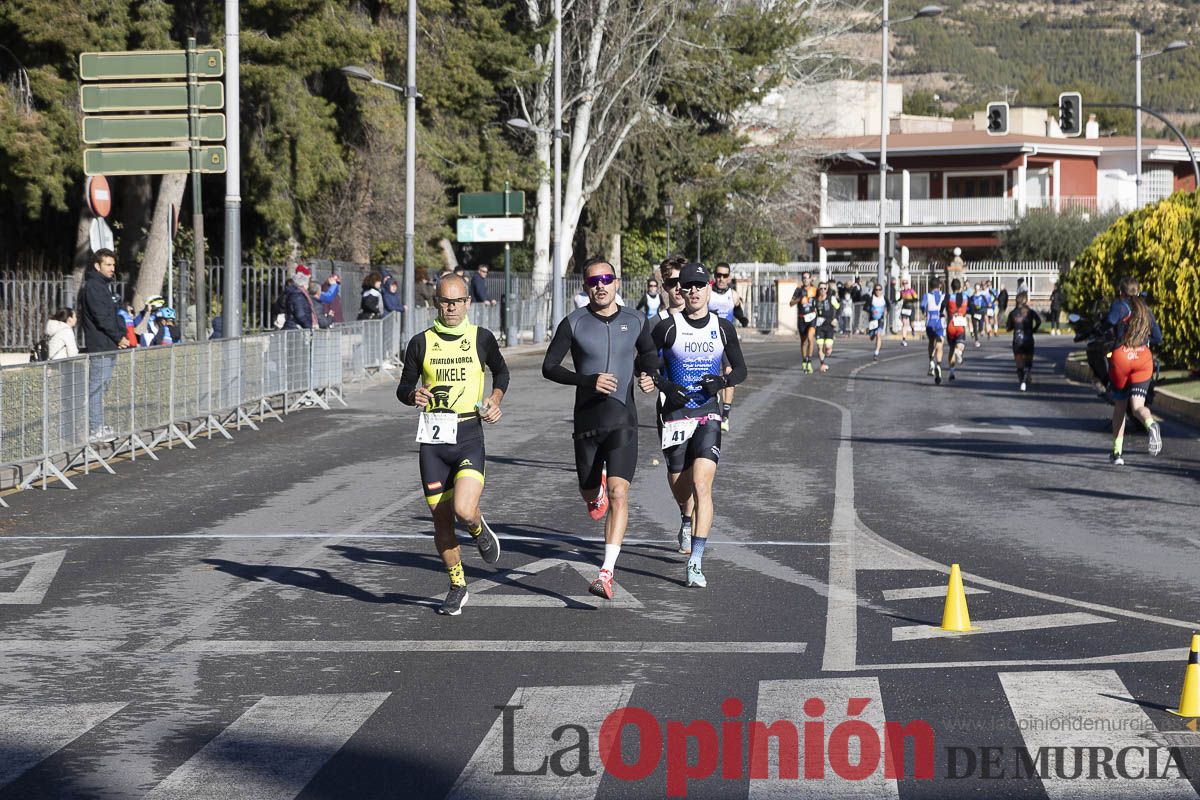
[635,278,663,320]
[283,264,318,329]
[997,284,1010,318]
[359,272,384,320]
[415,266,436,307]
[45,308,79,360]
[839,283,854,334]
[1048,278,1063,335]
[470,264,496,305]
[315,273,341,327]
[76,248,130,441]
[380,269,403,316]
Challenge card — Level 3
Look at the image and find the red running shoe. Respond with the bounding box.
[589,568,614,600]
[587,469,609,521]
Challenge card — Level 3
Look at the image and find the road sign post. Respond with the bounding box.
[79,41,229,340]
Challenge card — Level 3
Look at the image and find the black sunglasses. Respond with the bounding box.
[663,278,680,289]
[585,273,616,288]
[714,272,731,278]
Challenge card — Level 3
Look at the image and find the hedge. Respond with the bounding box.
[1063,191,1200,369]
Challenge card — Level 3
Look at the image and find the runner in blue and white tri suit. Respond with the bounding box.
[645,262,747,589]
[923,277,946,385]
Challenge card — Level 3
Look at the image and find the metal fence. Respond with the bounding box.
[0,314,420,503]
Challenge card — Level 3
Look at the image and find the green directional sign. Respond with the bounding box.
[458,191,525,217]
[80,82,224,113]
[83,146,227,177]
[80,49,224,80]
[82,114,226,144]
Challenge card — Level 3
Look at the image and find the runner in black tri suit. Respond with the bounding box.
[542,257,658,600]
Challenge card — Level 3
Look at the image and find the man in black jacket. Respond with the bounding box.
[77,248,130,441]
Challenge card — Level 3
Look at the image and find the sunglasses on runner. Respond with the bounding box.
[681,282,707,293]
[436,296,469,307]
[585,273,616,288]
[663,278,680,289]
[714,272,731,279]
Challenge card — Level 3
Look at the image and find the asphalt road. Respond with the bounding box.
[1,332,1199,799]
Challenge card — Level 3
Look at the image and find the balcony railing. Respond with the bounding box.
[822,194,1143,228]
[825,199,900,226]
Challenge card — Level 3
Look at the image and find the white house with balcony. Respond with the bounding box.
[811,116,1195,265]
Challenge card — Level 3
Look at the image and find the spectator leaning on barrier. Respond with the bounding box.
[77,248,131,442]
[283,264,318,329]
[360,272,383,320]
[45,307,79,360]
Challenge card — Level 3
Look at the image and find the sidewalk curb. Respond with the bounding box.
[1064,353,1200,432]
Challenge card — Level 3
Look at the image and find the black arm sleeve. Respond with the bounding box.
[733,303,749,327]
[635,316,660,374]
[542,317,591,387]
[477,328,510,394]
[717,318,748,387]
[396,335,426,405]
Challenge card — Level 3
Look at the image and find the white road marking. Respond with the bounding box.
[0,550,67,604]
[467,557,644,608]
[0,702,127,788]
[854,646,1191,670]
[892,612,1113,641]
[173,640,808,654]
[927,423,1032,436]
[1000,670,1197,798]
[447,684,634,800]
[750,677,898,798]
[881,585,988,601]
[135,489,427,652]
[846,352,914,393]
[0,639,124,653]
[144,693,389,800]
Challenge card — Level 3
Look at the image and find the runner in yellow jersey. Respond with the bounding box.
[397,274,509,615]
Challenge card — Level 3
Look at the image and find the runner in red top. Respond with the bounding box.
[941,278,970,382]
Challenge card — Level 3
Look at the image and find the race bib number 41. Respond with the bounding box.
[416,412,458,444]
[661,418,699,450]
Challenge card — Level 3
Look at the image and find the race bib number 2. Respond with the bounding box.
[661,418,699,450]
[416,412,458,444]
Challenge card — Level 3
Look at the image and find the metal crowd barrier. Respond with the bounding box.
[0,317,413,503]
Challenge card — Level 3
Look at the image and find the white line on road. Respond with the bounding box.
[751,677,898,798]
[881,585,988,601]
[135,489,427,652]
[0,550,67,604]
[1000,670,1197,799]
[892,612,1113,641]
[0,702,127,789]
[173,640,808,654]
[855,647,1191,671]
[927,423,1032,436]
[0,639,125,653]
[144,693,389,800]
[447,684,634,800]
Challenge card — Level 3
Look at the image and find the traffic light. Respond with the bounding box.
[886,231,898,262]
[986,102,1009,136]
[1058,92,1082,137]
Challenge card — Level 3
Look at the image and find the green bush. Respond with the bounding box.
[1063,192,1200,369]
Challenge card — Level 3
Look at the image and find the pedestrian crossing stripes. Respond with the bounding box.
[446,684,635,799]
[0,702,126,788]
[1000,670,1196,799]
[143,693,388,800]
[0,674,1195,798]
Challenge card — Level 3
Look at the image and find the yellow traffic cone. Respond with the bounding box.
[939,563,974,632]
[1169,634,1200,717]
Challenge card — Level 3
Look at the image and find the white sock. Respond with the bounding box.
[602,544,621,573]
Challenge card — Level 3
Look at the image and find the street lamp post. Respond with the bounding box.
[695,211,703,263]
[341,27,419,344]
[664,199,674,256]
[877,3,942,292]
[551,0,564,332]
[1134,35,1189,204]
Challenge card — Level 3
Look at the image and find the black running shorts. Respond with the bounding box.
[663,418,722,474]
[574,426,638,490]
[947,333,965,351]
[419,429,485,506]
